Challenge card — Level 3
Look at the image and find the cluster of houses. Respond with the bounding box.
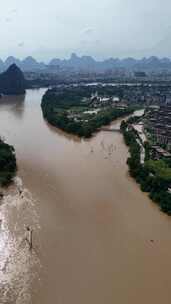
[144,105,171,154]
[98,83,171,106]
[89,85,171,107]
[90,92,127,109]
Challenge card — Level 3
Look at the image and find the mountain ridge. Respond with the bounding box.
[0,54,171,72]
[0,64,26,95]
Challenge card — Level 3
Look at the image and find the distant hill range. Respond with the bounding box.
[0,64,26,95]
[1,54,171,73]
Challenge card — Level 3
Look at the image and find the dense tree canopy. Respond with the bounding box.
[41,86,134,138]
[0,140,17,186]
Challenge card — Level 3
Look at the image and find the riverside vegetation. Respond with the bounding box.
[0,63,25,187]
[121,118,171,215]
[41,86,134,138]
[0,139,17,186]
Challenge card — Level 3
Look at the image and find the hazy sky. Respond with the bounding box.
[0,0,171,61]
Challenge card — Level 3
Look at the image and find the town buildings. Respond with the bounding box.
[144,105,171,152]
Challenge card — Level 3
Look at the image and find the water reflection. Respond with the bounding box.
[0,94,26,119]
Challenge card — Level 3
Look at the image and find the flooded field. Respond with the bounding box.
[0,89,170,304]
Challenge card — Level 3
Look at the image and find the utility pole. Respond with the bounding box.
[26,226,33,250]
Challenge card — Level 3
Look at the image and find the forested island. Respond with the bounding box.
[0,139,17,186]
[121,118,171,215]
[41,86,134,138]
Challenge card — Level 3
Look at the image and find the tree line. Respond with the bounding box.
[121,120,171,215]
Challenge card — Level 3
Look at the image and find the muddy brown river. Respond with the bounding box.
[0,89,171,304]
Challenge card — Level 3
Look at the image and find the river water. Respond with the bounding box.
[0,89,171,304]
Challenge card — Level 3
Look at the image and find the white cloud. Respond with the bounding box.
[18,42,24,47]
[82,28,94,36]
[0,0,171,59]
[5,17,11,23]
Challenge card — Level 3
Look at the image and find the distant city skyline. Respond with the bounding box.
[1,0,171,61]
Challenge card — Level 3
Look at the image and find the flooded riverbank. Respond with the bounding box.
[0,89,171,304]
